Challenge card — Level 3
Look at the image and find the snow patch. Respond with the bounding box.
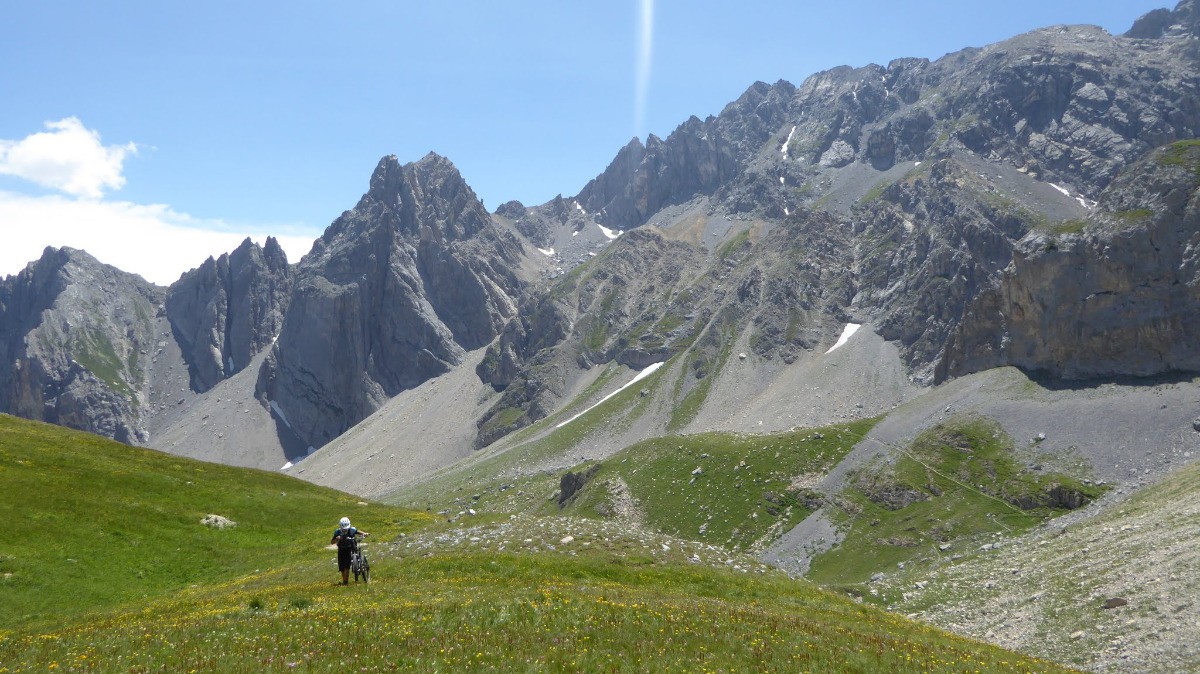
[575,202,587,215]
[280,461,293,471]
[572,230,580,237]
[825,323,862,354]
[269,400,291,429]
[556,362,664,429]
[914,161,922,167]
[779,175,785,185]
[784,207,790,216]
[780,125,797,158]
[1048,182,1071,197]
[1076,196,1096,210]
[598,224,622,240]
[537,247,555,257]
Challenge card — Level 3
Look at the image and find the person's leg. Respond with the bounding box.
[338,548,351,584]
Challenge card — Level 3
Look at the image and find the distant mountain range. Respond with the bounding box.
[1,0,1198,480]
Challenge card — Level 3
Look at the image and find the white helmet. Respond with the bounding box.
[339,517,351,530]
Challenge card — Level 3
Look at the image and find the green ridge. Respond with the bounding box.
[809,415,1106,590]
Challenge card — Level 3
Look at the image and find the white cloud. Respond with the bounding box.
[0,191,315,286]
[0,117,137,198]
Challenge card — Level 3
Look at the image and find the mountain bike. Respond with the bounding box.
[349,535,370,583]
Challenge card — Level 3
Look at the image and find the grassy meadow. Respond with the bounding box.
[0,414,1080,672]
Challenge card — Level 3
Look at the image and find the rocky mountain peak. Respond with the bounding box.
[261,235,289,268]
[1126,0,1199,39]
[165,237,292,392]
[0,246,161,443]
[257,152,525,450]
[352,152,492,244]
[494,200,527,220]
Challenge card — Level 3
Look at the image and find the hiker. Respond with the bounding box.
[331,516,369,585]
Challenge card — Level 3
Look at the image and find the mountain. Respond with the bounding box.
[0,247,161,443]
[254,153,530,451]
[165,236,292,393]
[0,238,295,460]
[473,2,1200,444]
[1,2,1198,482]
[4,4,1200,670]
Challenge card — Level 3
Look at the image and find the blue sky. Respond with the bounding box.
[0,1,1169,284]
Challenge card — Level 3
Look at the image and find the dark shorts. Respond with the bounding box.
[338,546,352,571]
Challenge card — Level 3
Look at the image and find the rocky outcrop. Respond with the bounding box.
[575,82,794,232]
[852,158,1039,383]
[165,237,291,392]
[1126,0,1199,39]
[476,291,570,391]
[0,248,161,443]
[475,228,705,447]
[256,153,525,449]
[475,208,857,448]
[902,19,1200,197]
[942,141,1200,379]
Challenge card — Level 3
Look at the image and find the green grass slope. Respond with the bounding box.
[0,414,1078,672]
[390,419,875,551]
[1,544,1080,673]
[0,413,418,632]
[808,415,1106,589]
[559,419,878,551]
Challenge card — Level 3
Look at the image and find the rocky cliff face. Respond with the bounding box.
[1126,0,1199,39]
[575,81,794,232]
[256,153,525,449]
[474,208,859,447]
[0,248,161,443]
[943,140,1200,379]
[165,237,291,392]
[474,1,1200,446]
[574,4,1199,239]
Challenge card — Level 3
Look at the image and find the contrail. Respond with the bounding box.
[635,0,654,139]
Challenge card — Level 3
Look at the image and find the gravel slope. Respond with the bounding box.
[150,349,298,471]
[284,348,498,497]
[880,461,1200,673]
[692,323,919,435]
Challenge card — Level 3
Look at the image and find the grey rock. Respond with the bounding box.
[0,247,160,443]
[819,140,856,168]
[1125,1,1199,40]
[559,464,600,506]
[166,237,291,392]
[200,514,237,529]
[944,142,1200,380]
[576,82,795,232]
[257,153,524,449]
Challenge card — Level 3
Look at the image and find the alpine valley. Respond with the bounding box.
[3,2,1200,671]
